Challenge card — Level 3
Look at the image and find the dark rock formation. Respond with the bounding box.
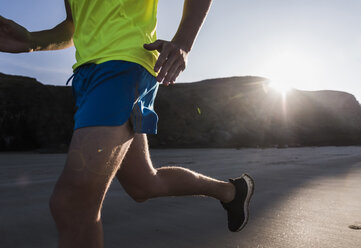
[1,72,361,151]
[151,77,361,148]
[0,73,74,151]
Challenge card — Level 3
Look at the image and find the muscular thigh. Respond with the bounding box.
[116,134,156,190]
[54,123,134,203]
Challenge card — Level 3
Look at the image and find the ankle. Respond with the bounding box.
[221,182,236,203]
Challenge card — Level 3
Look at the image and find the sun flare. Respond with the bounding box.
[261,48,322,94]
[269,80,291,95]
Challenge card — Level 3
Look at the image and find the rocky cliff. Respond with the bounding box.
[1,72,361,151]
[0,73,74,151]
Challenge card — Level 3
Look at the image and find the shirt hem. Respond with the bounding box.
[72,55,158,77]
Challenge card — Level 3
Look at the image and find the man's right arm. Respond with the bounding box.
[0,0,74,53]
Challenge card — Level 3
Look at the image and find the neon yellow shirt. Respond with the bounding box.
[68,0,159,76]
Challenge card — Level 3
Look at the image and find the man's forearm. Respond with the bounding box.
[172,0,212,52]
[30,19,74,52]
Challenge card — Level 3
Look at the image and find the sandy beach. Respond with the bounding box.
[1,146,360,248]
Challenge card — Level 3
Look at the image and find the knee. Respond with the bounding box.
[49,189,69,213]
[126,172,166,203]
[49,191,72,228]
[127,185,156,203]
[49,188,99,228]
[128,191,149,203]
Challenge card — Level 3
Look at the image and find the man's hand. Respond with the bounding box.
[0,16,33,53]
[144,0,212,86]
[144,40,188,86]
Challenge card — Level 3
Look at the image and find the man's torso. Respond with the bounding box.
[68,0,159,76]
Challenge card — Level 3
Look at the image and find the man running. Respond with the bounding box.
[0,0,254,247]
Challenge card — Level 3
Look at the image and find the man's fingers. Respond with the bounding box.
[157,54,177,83]
[143,39,164,53]
[172,66,184,83]
[154,45,171,73]
[164,66,181,86]
[170,67,183,84]
[164,60,183,84]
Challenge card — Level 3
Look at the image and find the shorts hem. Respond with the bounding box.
[73,121,157,135]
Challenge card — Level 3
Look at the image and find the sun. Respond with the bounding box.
[261,48,322,94]
[269,80,291,95]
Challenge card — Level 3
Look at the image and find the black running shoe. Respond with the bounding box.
[220,173,255,232]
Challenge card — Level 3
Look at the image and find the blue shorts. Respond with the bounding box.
[69,60,159,134]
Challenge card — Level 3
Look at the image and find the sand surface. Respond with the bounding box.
[1,147,361,248]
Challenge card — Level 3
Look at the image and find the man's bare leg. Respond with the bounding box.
[116,134,236,203]
[49,123,134,248]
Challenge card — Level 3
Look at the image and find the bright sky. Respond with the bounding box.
[1,0,361,101]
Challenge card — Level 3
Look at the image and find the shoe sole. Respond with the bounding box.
[235,173,255,232]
